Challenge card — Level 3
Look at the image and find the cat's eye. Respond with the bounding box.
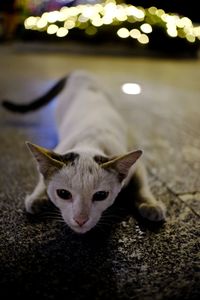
[93,191,109,201]
[56,189,72,200]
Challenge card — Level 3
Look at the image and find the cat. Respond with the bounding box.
[2,71,166,233]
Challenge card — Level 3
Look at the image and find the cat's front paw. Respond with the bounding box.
[138,202,166,222]
[25,194,48,214]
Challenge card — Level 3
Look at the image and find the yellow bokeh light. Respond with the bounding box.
[23,1,198,45]
[37,18,48,29]
[126,6,144,19]
[116,14,127,22]
[181,17,192,27]
[47,11,60,23]
[56,27,68,37]
[78,22,88,29]
[85,26,97,36]
[94,3,103,13]
[193,26,200,37]
[135,9,145,20]
[41,12,49,20]
[64,19,76,30]
[165,15,177,27]
[24,16,38,29]
[117,27,129,38]
[156,9,165,17]
[68,6,79,17]
[104,3,117,24]
[82,6,95,19]
[177,30,186,38]
[60,7,71,19]
[130,28,141,39]
[116,7,127,22]
[176,18,185,28]
[186,34,195,43]
[104,2,117,14]
[183,26,193,35]
[126,5,136,16]
[161,13,168,22]
[47,24,58,34]
[102,16,113,25]
[148,7,157,15]
[78,15,89,23]
[91,17,103,27]
[138,34,149,44]
[58,12,67,22]
[140,23,152,34]
[167,28,178,37]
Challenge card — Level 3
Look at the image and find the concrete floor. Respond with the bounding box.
[0,44,199,300]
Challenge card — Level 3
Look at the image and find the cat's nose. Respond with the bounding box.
[73,216,89,227]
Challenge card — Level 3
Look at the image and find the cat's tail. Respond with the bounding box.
[2,76,67,113]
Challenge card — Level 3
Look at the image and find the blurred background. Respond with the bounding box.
[0,2,200,300]
[0,0,200,57]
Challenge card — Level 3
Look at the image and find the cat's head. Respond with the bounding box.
[27,142,142,233]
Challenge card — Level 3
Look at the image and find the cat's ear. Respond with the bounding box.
[26,142,64,179]
[102,150,142,180]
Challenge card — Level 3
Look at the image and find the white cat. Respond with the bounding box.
[3,71,166,233]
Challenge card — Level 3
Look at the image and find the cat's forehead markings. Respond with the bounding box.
[58,152,79,165]
[93,155,109,165]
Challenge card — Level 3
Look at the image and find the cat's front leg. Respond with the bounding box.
[25,174,48,214]
[128,163,166,221]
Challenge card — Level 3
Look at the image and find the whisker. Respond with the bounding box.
[101,212,127,221]
[45,216,64,221]
[102,213,124,218]
[98,219,115,227]
[37,210,65,223]
[38,210,62,218]
[95,223,109,234]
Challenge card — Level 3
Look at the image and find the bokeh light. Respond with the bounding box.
[23,0,200,46]
[122,83,141,95]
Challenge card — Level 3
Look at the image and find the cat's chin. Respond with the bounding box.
[70,225,93,234]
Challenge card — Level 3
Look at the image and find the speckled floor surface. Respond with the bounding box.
[0,44,199,300]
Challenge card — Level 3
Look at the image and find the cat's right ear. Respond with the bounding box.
[26,142,64,179]
[101,150,142,181]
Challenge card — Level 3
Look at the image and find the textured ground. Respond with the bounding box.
[0,44,199,300]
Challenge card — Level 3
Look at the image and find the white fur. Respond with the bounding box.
[54,71,128,156]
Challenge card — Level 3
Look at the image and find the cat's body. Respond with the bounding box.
[54,72,128,156]
[3,71,166,233]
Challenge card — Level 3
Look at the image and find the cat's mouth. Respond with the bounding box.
[62,214,99,234]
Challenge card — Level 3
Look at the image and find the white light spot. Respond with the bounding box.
[140,23,152,34]
[121,83,141,95]
[56,27,68,37]
[47,24,58,34]
[138,33,149,44]
[117,27,129,38]
[47,11,60,23]
[24,16,38,29]
[130,28,141,39]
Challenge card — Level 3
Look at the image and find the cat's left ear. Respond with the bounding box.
[26,142,64,179]
[102,150,142,180]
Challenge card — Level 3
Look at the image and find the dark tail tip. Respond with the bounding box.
[2,100,28,113]
[1,76,67,114]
